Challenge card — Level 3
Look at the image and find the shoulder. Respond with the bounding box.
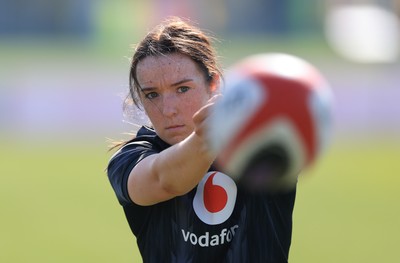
[107,126,170,206]
[126,126,169,149]
[110,126,169,162]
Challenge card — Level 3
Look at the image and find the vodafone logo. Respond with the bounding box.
[193,171,237,225]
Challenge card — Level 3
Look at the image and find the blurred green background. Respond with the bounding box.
[1,1,399,262]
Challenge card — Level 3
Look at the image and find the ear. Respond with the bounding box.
[209,74,221,95]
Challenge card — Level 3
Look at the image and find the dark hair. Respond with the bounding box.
[110,17,222,150]
[126,16,222,110]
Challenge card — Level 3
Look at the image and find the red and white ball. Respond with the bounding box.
[208,53,333,191]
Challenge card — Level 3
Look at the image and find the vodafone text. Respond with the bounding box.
[181,225,239,247]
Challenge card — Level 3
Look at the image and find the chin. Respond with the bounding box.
[166,133,191,145]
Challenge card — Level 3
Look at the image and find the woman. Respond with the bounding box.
[107,17,296,263]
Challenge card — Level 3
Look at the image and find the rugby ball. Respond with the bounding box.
[208,53,333,192]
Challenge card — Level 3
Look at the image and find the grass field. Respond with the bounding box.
[291,138,400,262]
[1,138,399,262]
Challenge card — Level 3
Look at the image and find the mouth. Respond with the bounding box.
[165,124,185,131]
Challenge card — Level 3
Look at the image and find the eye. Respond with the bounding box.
[177,86,190,93]
[144,92,159,99]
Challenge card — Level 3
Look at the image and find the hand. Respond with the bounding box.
[192,94,222,154]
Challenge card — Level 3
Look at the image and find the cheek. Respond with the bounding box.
[184,92,210,114]
[141,102,161,122]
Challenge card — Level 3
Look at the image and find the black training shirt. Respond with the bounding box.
[107,126,296,263]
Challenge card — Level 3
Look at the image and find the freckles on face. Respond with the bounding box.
[136,53,212,145]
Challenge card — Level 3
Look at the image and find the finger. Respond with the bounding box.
[208,94,222,104]
[193,103,211,125]
[194,94,222,122]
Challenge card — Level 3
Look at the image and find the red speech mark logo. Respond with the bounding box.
[204,172,228,213]
[193,172,237,225]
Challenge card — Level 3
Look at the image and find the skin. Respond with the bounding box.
[128,53,220,206]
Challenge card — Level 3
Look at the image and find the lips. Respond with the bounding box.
[165,124,185,131]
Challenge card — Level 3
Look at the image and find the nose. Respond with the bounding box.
[161,93,179,117]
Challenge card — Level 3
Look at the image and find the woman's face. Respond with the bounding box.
[136,53,217,145]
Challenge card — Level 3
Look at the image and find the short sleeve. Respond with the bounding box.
[107,141,158,206]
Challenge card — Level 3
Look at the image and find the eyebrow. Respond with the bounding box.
[141,78,193,91]
[171,78,193,87]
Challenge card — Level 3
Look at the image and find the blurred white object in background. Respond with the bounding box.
[325,3,400,63]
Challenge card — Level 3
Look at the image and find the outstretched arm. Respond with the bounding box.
[127,96,218,206]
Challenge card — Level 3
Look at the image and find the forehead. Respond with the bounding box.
[136,53,203,86]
